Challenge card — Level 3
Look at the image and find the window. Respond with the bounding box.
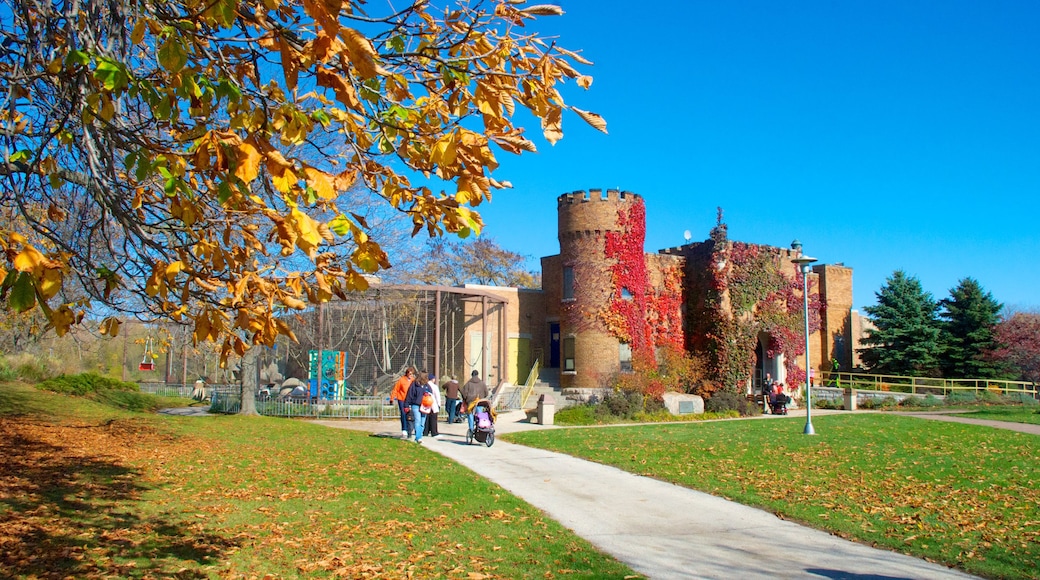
[563,336,576,371]
[563,266,574,300]
[619,342,633,372]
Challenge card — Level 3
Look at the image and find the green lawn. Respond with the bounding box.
[0,382,637,579]
[957,406,1040,425]
[504,413,1040,580]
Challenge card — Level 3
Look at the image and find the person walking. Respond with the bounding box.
[443,377,461,424]
[391,367,415,439]
[461,370,488,434]
[404,371,434,444]
[422,373,442,439]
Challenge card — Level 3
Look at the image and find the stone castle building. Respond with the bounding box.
[506,188,856,395]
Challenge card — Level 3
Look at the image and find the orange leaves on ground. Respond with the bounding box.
[0,415,218,579]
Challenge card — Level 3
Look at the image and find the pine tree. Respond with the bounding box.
[860,271,942,376]
[938,278,1005,378]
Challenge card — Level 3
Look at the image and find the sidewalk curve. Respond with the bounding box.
[314,411,979,580]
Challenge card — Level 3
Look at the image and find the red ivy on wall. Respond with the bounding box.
[599,199,685,357]
[704,222,822,391]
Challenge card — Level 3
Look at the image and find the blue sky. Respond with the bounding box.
[466,0,1039,313]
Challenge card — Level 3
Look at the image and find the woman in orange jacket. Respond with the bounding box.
[391,367,415,438]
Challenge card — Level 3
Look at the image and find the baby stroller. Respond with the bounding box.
[466,399,496,447]
[770,393,790,415]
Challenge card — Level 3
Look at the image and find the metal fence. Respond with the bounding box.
[819,372,1038,398]
[206,385,398,419]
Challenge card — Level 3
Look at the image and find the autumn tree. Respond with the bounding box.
[413,237,537,287]
[860,271,942,377]
[990,310,1040,384]
[937,278,1005,379]
[0,0,605,367]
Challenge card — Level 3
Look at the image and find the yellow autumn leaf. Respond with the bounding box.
[13,246,46,273]
[340,28,386,79]
[235,141,262,184]
[281,295,307,309]
[165,260,184,280]
[99,316,121,337]
[571,107,608,134]
[304,166,336,200]
[290,208,323,257]
[271,166,297,194]
[430,133,458,167]
[38,267,62,300]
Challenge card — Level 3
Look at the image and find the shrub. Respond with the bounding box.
[554,404,598,426]
[600,389,643,419]
[815,397,842,410]
[979,389,1006,404]
[947,391,980,405]
[37,373,138,396]
[0,359,17,382]
[705,390,759,417]
[1006,392,1039,406]
[899,396,924,407]
[921,394,943,407]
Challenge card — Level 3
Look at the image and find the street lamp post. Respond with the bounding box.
[791,243,818,435]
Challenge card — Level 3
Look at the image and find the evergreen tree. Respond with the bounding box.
[860,271,942,376]
[938,278,1005,378]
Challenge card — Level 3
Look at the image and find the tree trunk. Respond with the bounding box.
[239,346,260,416]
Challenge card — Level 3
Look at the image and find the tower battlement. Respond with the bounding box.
[557,189,641,206]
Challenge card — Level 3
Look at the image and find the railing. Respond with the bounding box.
[519,358,541,409]
[137,382,238,398]
[207,386,397,419]
[819,372,1038,398]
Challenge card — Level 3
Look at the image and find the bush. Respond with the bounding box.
[815,397,842,410]
[899,396,924,407]
[921,394,943,407]
[947,391,980,405]
[979,389,1006,404]
[554,404,598,426]
[0,359,17,382]
[600,389,643,419]
[859,397,898,409]
[705,390,759,417]
[37,373,138,396]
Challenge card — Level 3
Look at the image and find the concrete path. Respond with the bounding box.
[314,410,989,579]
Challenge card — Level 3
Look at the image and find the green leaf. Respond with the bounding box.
[94,59,129,92]
[217,181,233,204]
[311,110,331,127]
[10,272,37,312]
[65,50,90,67]
[8,150,31,163]
[329,215,351,236]
[158,35,188,73]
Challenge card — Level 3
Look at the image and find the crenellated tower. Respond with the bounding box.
[555,189,644,390]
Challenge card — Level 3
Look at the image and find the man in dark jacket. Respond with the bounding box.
[461,370,488,433]
[444,378,461,423]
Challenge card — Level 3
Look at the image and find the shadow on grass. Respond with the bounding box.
[0,418,238,578]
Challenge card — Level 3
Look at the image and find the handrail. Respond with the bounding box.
[519,358,541,409]
[818,372,1037,397]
